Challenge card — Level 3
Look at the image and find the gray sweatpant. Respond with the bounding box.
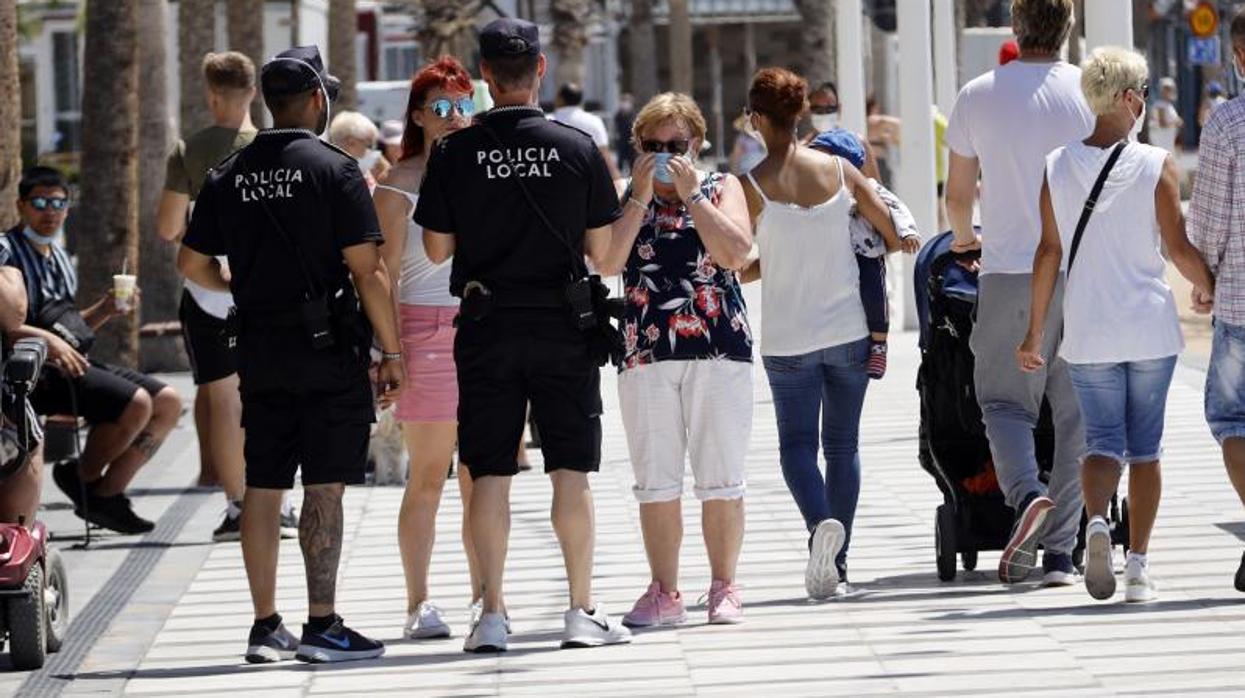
[970,273,1084,555]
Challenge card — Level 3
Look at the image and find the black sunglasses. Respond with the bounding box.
[810,105,840,115]
[1132,83,1149,99]
[641,139,690,155]
[25,196,68,212]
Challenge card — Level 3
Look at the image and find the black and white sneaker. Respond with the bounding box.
[295,615,385,663]
[245,619,300,664]
[212,511,242,542]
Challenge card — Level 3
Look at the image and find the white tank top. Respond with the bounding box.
[748,158,868,356]
[374,184,458,307]
[1045,141,1182,363]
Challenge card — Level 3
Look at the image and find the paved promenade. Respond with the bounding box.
[7,289,1245,696]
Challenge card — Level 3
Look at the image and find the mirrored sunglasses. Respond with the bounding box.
[428,96,476,120]
[641,139,690,155]
[26,196,68,212]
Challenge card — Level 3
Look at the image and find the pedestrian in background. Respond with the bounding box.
[1020,47,1214,604]
[741,67,901,600]
[1188,8,1245,595]
[944,0,1092,588]
[1148,76,1183,156]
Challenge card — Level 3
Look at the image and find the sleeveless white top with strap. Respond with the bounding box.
[747,157,868,356]
[375,184,457,307]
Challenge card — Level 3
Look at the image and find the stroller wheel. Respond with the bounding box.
[961,549,978,572]
[936,504,958,582]
[44,549,69,653]
[1120,497,1130,555]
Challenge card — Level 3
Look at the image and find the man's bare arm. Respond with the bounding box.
[177,246,230,292]
[156,191,191,242]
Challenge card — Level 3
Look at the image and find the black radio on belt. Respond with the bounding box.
[300,296,336,350]
[565,277,597,331]
[461,281,495,322]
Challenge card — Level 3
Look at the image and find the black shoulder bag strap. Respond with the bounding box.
[238,146,327,300]
[1066,141,1126,275]
[476,120,590,280]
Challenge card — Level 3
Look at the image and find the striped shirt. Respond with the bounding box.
[0,227,77,321]
[1189,96,1245,327]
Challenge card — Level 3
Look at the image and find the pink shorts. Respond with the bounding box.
[395,304,459,423]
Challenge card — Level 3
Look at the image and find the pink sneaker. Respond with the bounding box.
[706,580,743,625]
[622,581,687,628]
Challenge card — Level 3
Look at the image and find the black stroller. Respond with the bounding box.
[914,231,1127,581]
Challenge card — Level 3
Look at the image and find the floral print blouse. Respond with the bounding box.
[620,172,753,370]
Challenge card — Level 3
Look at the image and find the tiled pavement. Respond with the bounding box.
[12,290,1245,696]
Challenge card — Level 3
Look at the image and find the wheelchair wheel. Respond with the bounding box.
[936,504,958,581]
[8,563,46,670]
[44,549,69,653]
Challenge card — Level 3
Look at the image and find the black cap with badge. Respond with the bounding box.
[479,18,541,60]
[261,45,341,102]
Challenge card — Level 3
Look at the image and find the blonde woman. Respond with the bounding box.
[1018,47,1214,603]
[596,93,754,626]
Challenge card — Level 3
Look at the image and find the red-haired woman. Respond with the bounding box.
[373,56,487,640]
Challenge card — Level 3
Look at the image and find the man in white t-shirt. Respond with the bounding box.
[944,0,1092,588]
[1148,77,1182,155]
[551,82,621,180]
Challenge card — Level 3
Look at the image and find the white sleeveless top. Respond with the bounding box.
[1045,141,1182,364]
[748,157,868,356]
[374,184,458,307]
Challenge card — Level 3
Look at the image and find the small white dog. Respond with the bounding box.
[369,406,407,485]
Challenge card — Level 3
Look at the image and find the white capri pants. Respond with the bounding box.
[618,360,753,503]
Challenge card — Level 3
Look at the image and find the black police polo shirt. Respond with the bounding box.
[414,105,621,298]
[184,129,382,311]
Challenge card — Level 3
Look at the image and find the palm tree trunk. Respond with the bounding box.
[0,0,20,232]
[628,0,658,103]
[78,0,140,366]
[668,0,693,94]
[552,0,590,88]
[329,0,358,110]
[179,0,215,136]
[795,0,836,88]
[138,0,185,372]
[228,0,266,126]
[418,0,482,68]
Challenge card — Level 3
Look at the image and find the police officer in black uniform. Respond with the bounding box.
[416,18,631,653]
[178,46,403,665]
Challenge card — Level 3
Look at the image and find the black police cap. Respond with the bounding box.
[261,46,341,102]
[479,18,540,60]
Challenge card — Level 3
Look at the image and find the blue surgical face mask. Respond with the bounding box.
[22,225,59,247]
[654,153,673,184]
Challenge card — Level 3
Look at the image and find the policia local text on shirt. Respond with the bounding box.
[178,46,402,663]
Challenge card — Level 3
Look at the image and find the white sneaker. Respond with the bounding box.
[468,599,512,634]
[560,606,632,649]
[1125,558,1157,603]
[463,612,508,653]
[806,519,846,601]
[404,601,451,639]
[1084,516,1116,601]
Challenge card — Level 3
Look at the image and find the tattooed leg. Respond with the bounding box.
[91,387,182,496]
[301,483,345,617]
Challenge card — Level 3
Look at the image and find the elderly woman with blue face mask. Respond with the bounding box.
[1018,46,1215,604]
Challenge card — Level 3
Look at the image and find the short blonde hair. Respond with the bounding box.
[632,93,707,148]
[1081,46,1149,116]
[328,111,378,146]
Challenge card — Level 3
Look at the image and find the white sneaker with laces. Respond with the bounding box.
[806,519,845,601]
[463,611,508,653]
[468,599,511,634]
[1125,558,1157,603]
[560,606,632,649]
[404,601,451,639]
[1084,515,1116,601]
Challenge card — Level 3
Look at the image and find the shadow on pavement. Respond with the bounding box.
[1214,521,1245,542]
[928,596,1244,622]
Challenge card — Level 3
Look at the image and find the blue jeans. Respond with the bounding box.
[1207,320,1245,444]
[762,337,870,573]
[1067,357,1177,465]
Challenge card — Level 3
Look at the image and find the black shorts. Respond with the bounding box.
[238,326,374,490]
[179,290,238,385]
[454,310,602,479]
[32,360,169,425]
